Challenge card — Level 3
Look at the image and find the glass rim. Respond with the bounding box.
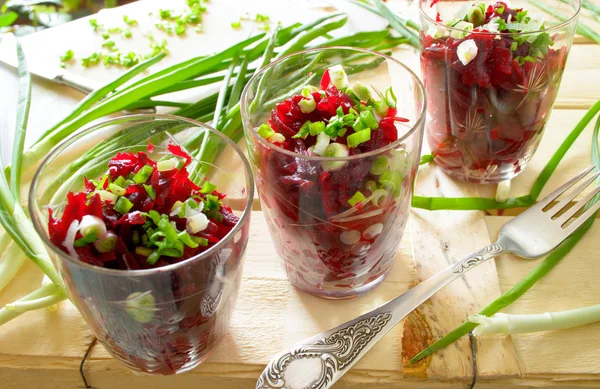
[419,0,581,37]
[28,113,255,277]
[240,46,427,162]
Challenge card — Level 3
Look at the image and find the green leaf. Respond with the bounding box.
[0,12,18,27]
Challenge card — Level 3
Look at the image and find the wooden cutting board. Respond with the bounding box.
[0,0,599,388]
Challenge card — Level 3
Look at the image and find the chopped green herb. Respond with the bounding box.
[256,13,270,22]
[200,181,216,194]
[89,18,102,31]
[74,232,99,247]
[108,26,122,33]
[347,129,371,148]
[309,121,326,136]
[101,32,110,39]
[175,24,186,35]
[114,197,134,214]
[510,41,518,51]
[59,49,75,67]
[231,21,242,29]
[133,165,154,183]
[348,191,366,207]
[204,194,220,211]
[369,156,390,175]
[257,123,275,139]
[122,29,132,38]
[192,236,209,246]
[144,184,156,200]
[81,52,102,67]
[123,15,138,26]
[159,9,173,19]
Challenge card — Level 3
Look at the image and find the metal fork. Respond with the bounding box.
[256,166,600,389]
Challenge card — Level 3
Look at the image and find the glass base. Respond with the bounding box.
[290,270,391,300]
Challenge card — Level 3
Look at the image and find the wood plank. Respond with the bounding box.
[405,163,521,380]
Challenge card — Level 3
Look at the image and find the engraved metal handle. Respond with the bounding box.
[256,241,507,389]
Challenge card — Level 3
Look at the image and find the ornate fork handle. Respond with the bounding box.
[256,242,507,389]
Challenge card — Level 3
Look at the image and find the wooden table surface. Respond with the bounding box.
[0,1,599,388]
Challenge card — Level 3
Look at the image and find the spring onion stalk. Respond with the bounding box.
[0,242,26,293]
[10,41,31,201]
[468,304,600,336]
[352,0,420,48]
[410,104,600,364]
[0,283,66,325]
[0,41,63,290]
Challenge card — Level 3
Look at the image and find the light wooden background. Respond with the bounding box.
[0,0,599,388]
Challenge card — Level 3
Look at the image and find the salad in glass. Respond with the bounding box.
[242,48,425,299]
[30,115,253,375]
[420,0,579,183]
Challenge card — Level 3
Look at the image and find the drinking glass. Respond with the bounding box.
[420,0,580,183]
[29,115,254,375]
[241,47,426,299]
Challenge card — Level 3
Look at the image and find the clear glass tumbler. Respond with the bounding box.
[29,115,254,375]
[241,47,426,299]
[420,0,580,183]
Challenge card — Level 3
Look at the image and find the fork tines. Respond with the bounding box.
[538,166,600,232]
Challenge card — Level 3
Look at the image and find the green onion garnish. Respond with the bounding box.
[133,165,154,183]
[146,251,160,265]
[369,156,390,175]
[309,121,325,136]
[200,181,216,194]
[108,183,126,196]
[114,176,128,188]
[347,129,371,148]
[114,197,134,214]
[351,82,371,102]
[360,110,379,130]
[178,231,199,248]
[136,246,153,256]
[348,191,367,207]
[231,21,242,29]
[74,232,99,247]
[123,15,138,26]
[192,236,209,246]
[257,123,275,139]
[144,184,156,200]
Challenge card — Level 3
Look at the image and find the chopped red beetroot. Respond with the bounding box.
[48,145,239,270]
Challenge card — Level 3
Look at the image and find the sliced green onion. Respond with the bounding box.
[370,156,389,175]
[200,181,216,194]
[348,191,366,207]
[114,176,128,188]
[192,236,209,246]
[178,231,199,248]
[321,143,349,171]
[379,170,402,195]
[365,180,378,192]
[231,21,242,29]
[136,246,153,256]
[157,158,179,172]
[257,123,275,139]
[146,251,160,265]
[384,87,397,109]
[353,117,367,132]
[293,121,311,139]
[328,64,348,89]
[186,212,209,234]
[466,7,485,27]
[313,132,331,156]
[146,210,161,225]
[269,133,286,143]
[360,110,379,129]
[108,183,126,196]
[450,21,474,38]
[74,232,99,247]
[351,82,371,102]
[144,184,156,200]
[114,197,134,214]
[79,215,107,239]
[347,129,371,148]
[157,215,179,242]
[133,165,154,183]
[125,292,156,322]
[94,232,117,253]
[299,97,316,113]
[96,190,117,203]
[301,85,318,97]
[132,230,140,245]
[309,121,325,136]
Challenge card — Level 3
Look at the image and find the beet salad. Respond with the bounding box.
[48,144,239,269]
[421,1,569,182]
[252,64,414,297]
